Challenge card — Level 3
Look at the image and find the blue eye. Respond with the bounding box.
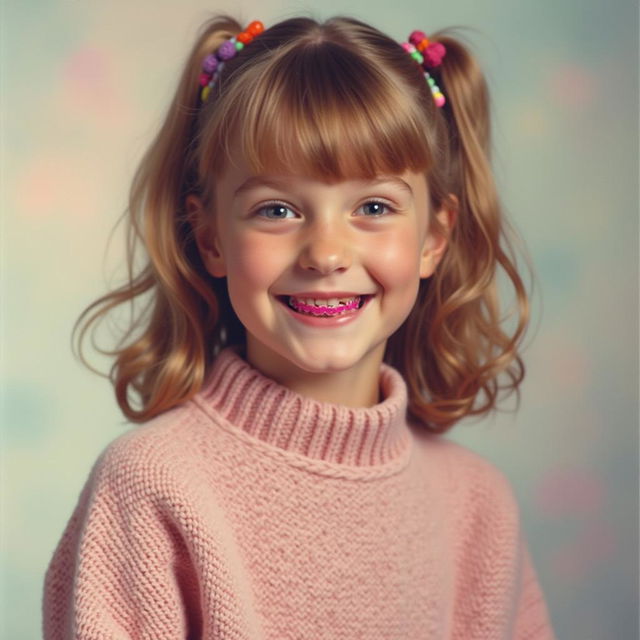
[359,201,394,216]
[256,202,296,219]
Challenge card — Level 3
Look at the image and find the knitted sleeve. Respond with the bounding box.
[445,442,556,640]
[513,537,556,640]
[42,441,199,640]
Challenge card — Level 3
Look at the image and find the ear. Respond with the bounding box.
[186,194,227,277]
[419,195,458,279]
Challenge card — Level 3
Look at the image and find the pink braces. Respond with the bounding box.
[289,297,360,316]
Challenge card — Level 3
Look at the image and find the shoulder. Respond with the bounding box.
[90,401,209,497]
[63,400,237,545]
[414,433,526,569]
[413,430,521,522]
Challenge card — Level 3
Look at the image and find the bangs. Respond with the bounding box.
[203,40,435,182]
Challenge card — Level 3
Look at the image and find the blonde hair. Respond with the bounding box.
[74,14,533,432]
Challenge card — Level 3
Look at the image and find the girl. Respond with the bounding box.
[43,13,556,639]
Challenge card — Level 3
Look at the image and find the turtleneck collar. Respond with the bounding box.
[194,347,414,472]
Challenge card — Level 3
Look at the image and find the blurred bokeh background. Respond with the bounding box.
[2,0,638,637]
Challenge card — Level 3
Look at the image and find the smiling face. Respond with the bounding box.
[189,145,452,405]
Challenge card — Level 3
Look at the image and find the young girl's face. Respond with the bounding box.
[191,144,451,399]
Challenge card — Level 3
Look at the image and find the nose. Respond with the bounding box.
[298,220,352,274]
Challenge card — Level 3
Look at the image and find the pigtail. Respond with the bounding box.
[72,15,243,422]
[393,32,532,432]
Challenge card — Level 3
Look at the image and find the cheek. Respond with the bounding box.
[223,233,286,293]
[368,229,423,289]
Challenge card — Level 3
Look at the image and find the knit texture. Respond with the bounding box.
[43,347,556,639]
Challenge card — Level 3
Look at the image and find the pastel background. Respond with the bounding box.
[2,0,637,638]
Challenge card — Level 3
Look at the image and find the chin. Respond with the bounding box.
[283,342,381,376]
[245,329,387,382]
[293,354,358,374]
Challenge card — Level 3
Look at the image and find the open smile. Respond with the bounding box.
[276,294,374,320]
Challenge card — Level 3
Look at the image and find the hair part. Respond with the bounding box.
[73,13,533,432]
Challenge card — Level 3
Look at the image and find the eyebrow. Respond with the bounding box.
[233,175,414,199]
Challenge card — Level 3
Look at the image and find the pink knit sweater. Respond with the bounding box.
[43,347,555,639]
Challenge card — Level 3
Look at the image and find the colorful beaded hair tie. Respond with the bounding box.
[199,20,264,103]
[198,22,446,108]
[401,30,447,108]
